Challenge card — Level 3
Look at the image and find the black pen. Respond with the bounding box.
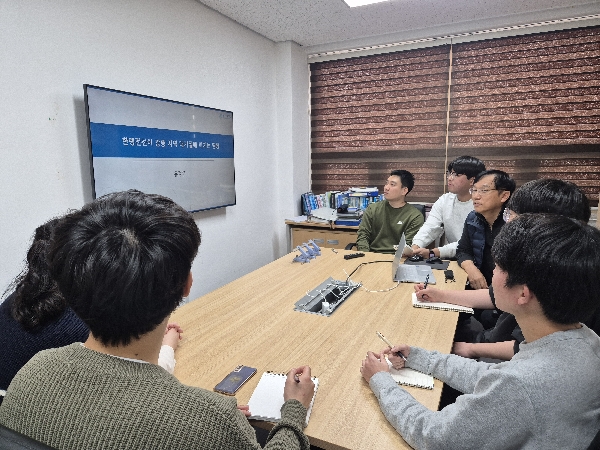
[376,331,407,362]
[423,274,430,290]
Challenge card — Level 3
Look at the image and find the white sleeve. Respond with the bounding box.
[437,198,473,259]
[437,240,458,260]
[411,196,445,248]
[158,345,176,374]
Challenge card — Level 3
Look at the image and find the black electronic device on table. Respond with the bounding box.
[426,256,443,265]
[344,253,365,260]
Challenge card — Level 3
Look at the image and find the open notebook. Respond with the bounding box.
[411,292,474,314]
[386,358,434,389]
[248,372,319,426]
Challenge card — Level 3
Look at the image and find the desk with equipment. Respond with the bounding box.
[171,249,466,450]
[286,220,359,250]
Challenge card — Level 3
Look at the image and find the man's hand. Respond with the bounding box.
[237,404,251,417]
[411,246,438,259]
[382,345,411,370]
[414,283,447,303]
[284,366,315,409]
[360,351,390,383]
[162,323,183,349]
[460,261,488,289]
[466,268,487,289]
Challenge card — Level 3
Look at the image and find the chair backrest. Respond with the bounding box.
[596,191,600,230]
[411,203,426,220]
[0,423,56,450]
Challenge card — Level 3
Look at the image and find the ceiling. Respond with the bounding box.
[197,0,600,51]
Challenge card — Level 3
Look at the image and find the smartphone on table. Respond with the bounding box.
[214,365,257,395]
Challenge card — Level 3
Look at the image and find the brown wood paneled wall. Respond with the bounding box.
[310,25,600,205]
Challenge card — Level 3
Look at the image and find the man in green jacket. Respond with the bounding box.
[356,169,424,254]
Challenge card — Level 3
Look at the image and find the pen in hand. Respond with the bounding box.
[376,331,407,362]
[423,274,430,290]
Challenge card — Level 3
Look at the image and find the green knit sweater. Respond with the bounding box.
[356,201,424,253]
[0,343,309,450]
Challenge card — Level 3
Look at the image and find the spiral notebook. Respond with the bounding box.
[248,372,319,426]
[386,358,434,390]
[411,292,474,314]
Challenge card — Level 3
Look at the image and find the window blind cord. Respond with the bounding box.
[443,43,453,195]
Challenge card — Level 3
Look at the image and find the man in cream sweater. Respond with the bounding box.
[411,156,485,260]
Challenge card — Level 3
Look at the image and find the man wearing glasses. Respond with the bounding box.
[455,170,515,292]
[452,170,516,343]
[362,214,600,449]
[411,156,485,260]
[416,178,597,361]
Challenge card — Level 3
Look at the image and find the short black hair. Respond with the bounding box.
[390,169,415,193]
[49,190,201,346]
[492,214,600,325]
[474,169,516,196]
[447,156,486,179]
[507,178,591,223]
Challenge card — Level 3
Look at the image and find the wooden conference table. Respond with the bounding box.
[171,249,467,450]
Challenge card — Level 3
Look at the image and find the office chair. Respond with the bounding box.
[344,203,427,250]
[0,424,56,450]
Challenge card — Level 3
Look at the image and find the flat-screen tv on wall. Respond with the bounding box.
[84,85,235,212]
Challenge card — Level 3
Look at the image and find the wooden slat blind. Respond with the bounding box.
[310,25,600,205]
[310,45,451,202]
[449,26,600,200]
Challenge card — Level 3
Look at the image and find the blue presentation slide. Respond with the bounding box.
[86,86,236,212]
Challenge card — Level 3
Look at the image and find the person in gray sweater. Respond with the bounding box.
[361,213,600,450]
[0,190,315,450]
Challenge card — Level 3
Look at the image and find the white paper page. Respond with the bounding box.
[386,358,434,390]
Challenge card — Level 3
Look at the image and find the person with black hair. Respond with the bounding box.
[0,218,89,397]
[455,169,516,291]
[0,218,185,402]
[356,169,424,253]
[411,156,485,259]
[415,178,599,361]
[0,190,314,450]
[361,214,600,449]
[503,177,591,223]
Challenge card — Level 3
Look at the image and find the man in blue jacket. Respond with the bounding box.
[455,169,515,291]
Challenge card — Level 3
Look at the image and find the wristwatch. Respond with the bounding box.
[429,250,435,259]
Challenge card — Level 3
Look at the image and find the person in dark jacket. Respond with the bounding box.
[0,218,89,398]
[456,170,516,290]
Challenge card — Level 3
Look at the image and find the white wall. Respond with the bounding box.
[0,0,310,301]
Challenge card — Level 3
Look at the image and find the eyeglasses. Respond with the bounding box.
[503,208,518,223]
[469,188,498,196]
[447,171,463,180]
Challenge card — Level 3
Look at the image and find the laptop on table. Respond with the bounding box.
[392,234,436,284]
